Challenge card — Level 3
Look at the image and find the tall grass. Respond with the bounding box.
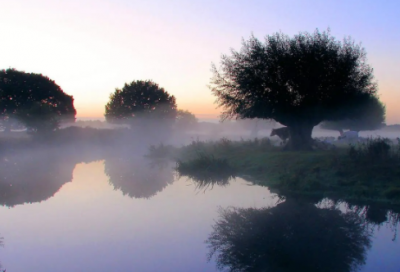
[348,137,400,163]
[176,153,237,189]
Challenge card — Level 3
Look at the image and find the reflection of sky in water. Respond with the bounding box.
[0,161,399,271]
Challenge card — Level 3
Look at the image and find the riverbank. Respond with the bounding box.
[154,138,400,204]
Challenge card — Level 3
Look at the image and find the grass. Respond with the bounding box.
[155,137,400,204]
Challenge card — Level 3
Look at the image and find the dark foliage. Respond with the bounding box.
[0,68,76,132]
[207,199,372,272]
[210,29,379,150]
[104,80,177,129]
[320,95,385,132]
[348,138,397,163]
[176,153,237,188]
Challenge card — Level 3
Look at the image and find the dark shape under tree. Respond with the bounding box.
[320,95,385,134]
[0,68,76,133]
[210,29,380,150]
[104,80,177,132]
[207,199,372,272]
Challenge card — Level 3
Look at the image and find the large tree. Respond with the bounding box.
[320,95,385,133]
[0,68,76,132]
[105,80,177,129]
[210,29,379,150]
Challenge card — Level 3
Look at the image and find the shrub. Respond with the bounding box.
[176,153,237,188]
[348,138,397,163]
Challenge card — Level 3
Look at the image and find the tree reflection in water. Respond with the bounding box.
[331,200,400,242]
[104,156,174,199]
[207,199,373,272]
[0,150,78,207]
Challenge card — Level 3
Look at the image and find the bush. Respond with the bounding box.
[176,153,237,188]
[348,138,397,163]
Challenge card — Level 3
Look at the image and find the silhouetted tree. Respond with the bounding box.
[104,156,174,199]
[104,80,177,130]
[207,199,372,272]
[176,109,198,130]
[210,29,379,150]
[15,102,61,133]
[0,68,76,132]
[320,95,385,133]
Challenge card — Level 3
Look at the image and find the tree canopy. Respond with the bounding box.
[210,29,380,150]
[0,68,76,132]
[105,80,177,128]
[320,95,385,132]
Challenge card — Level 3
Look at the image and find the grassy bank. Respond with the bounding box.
[150,138,400,204]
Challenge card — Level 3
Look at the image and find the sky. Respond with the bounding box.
[1,0,399,123]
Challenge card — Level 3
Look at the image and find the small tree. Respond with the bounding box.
[0,68,76,132]
[176,109,198,130]
[210,29,379,150]
[320,95,385,133]
[105,80,177,129]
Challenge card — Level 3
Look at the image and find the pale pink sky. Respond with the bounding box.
[1,0,399,123]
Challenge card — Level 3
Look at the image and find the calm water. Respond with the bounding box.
[0,151,399,271]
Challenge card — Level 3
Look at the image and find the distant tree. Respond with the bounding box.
[0,68,76,132]
[210,29,379,150]
[105,80,177,129]
[207,199,372,272]
[176,109,198,130]
[320,95,385,133]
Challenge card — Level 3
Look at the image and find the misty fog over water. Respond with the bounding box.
[0,140,399,271]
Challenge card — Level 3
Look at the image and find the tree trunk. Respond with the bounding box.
[285,122,314,151]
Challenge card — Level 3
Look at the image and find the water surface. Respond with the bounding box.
[0,158,399,271]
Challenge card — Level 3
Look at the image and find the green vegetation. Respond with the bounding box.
[152,138,400,204]
[177,153,237,188]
